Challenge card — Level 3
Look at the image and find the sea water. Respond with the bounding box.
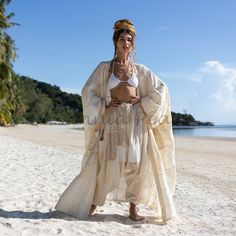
[173,125,236,138]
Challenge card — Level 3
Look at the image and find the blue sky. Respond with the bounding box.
[7,0,236,124]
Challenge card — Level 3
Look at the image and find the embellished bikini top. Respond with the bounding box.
[108,61,139,90]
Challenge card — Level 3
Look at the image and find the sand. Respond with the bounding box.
[0,124,235,236]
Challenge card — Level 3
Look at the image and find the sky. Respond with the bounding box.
[6,0,236,125]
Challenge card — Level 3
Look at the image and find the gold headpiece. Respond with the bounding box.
[113,19,136,35]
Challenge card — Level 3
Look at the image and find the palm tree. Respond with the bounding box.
[0,0,18,126]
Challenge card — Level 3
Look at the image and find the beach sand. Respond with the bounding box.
[0,124,235,235]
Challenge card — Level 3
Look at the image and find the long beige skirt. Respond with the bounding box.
[92,102,157,206]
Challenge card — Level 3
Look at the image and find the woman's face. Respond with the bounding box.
[116,32,133,55]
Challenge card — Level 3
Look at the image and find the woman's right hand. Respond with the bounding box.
[105,98,121,112]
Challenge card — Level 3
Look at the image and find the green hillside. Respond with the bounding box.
[12,75,83,124]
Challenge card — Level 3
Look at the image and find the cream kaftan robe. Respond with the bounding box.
[55,61,176,223]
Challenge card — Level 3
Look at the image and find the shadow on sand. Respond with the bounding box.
[0,209,59,220]
[0,209,165,225]
[88,213,165,225]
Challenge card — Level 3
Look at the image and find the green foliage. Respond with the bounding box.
[25,93,54,123]
[12,75,83,124]
[0,0,18,126]
[0,100,12,125]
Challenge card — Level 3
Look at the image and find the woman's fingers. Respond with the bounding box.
[109,97,141,107]
[128,97,140,104]
[111,99,121,106]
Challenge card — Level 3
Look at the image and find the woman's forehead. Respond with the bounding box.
[118,32,132,39]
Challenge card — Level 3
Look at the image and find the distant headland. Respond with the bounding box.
[171,112,214,127]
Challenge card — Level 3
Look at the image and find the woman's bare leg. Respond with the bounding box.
[129,202,144,221]
[89,204,97,216]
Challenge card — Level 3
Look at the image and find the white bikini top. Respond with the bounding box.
[108,62,139,90]
[108,73,138,90]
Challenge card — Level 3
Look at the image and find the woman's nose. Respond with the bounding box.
[123,40,130,46]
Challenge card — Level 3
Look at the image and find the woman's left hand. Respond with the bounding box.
[128,96,141,105]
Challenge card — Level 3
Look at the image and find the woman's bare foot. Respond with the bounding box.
[129,202,144,221]
[89,204,97,216]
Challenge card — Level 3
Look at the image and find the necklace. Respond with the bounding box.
[113,59,133,81]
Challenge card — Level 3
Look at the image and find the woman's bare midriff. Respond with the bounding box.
[110,83,137,103]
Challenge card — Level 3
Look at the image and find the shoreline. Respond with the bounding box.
[175,135,236,142]
[1,124,236,150]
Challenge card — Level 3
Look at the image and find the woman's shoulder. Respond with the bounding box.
[135,63,163,85]
[91,60,111,72]
[97,60,112,67]
[135,63,154,75]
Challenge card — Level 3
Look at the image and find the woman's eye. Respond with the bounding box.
[118,38,132,42]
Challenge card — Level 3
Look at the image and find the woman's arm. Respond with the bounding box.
[139,66,169,128]
[81,63,106,127]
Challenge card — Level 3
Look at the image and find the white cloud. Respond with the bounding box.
[209,90,223,102]
[166,61,236,124]
[203,61,236,112]
[154,26,168,32]
[204,61,236,78]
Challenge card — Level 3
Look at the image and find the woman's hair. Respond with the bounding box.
[113,19,136,43]
[112,19,136,64]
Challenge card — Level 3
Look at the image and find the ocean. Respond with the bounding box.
[173,125,236,138]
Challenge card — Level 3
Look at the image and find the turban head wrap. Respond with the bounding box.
[113,19,136,37]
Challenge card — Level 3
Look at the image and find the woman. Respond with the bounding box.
[55,19,176,223]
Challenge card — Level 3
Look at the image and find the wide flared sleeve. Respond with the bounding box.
[81,63,106,127]
[55,63,109,219]
[139,65,169,128]
[81,62,108,148]
[137,64,176,222]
